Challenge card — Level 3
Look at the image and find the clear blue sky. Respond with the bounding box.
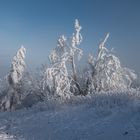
[0,0,140,78]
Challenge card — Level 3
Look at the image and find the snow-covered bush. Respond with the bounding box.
[87,34,137,92]
[0,46,26,110]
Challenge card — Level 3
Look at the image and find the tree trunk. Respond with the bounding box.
[71,56,77,81]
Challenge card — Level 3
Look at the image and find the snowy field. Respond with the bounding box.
[0,90,140,140]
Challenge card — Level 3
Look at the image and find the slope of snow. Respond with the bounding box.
[0,92,140,140]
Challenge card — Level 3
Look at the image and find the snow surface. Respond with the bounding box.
[0,92,140,140]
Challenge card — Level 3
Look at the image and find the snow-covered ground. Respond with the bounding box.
[0,91,140,140]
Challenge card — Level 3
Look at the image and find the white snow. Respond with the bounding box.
[0,90,140,140]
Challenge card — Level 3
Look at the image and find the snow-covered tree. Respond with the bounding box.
[87,33,137,92]
[8,46,26,86]
[50,19,83,81]
[40,19,83,99]
[0,46,26,110]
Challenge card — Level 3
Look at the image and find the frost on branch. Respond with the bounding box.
[57,35,66,48]
[72,19,82,47]
[88,53,94,68]
[87,34,137,92]
[49,49,58,64]
[49,35,67,65]
[0,46,26,110]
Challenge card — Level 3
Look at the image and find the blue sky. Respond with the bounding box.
[0,0,140,78]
